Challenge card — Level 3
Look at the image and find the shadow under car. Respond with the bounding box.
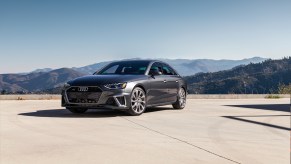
[18,106,173,118]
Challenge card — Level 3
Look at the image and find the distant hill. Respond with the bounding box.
[28,57,266,76]
[0,57,269,93]
[0,68,85,93]
[73,61,110,74]
[31,68,53,73]
[160,57,266,76]
[185,57,291,94]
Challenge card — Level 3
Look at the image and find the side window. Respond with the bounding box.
[161,64,177,75]
[149,62,163,75]
[168,66,177,75]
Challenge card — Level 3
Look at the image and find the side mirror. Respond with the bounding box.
[149,69,162,77]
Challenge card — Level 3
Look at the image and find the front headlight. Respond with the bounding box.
[104,82,127,89]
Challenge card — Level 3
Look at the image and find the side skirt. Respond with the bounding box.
[146,101,176,108]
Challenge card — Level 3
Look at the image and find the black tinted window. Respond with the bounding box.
[149,62,163,75]
[161,64,177,75]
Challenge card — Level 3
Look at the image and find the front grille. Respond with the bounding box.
[66,86,102,104]
[67,86,102,92]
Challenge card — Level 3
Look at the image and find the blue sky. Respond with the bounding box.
[0,0,290,73]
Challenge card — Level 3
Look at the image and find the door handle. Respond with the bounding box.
[163,80,167,83]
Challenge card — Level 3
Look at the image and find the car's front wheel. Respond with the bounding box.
[66,108,88,114]
[172,87,186,109]
[127,87,146,116]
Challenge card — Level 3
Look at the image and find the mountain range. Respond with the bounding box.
[0,57,267,93]
[72,57,266,76]
[185,57,291,94]
[21,57,266,76]
[0,68,85,93]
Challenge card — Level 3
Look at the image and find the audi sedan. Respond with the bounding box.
[62,60,187,116]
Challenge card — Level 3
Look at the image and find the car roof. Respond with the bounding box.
[114,59,165,63]
[111,59,164,64]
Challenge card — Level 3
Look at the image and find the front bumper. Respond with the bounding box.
[61,86,131,110]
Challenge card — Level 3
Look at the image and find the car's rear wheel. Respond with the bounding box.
[172,87,186,109]
[67,108,88,114]
[127,87,146,116]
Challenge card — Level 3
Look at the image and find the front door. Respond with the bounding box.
[146,62,168,105]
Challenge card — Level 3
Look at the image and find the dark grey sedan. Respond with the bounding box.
[62,60,187,116]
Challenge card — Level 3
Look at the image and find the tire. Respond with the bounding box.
[172,87,186,109]
[67,108,88,114]
[127,87,146,116]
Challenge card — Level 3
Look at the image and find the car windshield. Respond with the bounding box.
[95,61,150,75]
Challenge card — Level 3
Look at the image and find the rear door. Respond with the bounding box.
[161,63,180,102]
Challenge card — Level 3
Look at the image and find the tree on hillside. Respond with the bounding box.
[1,89,7,95]
[185,57,291,94]
[278,83,291,94]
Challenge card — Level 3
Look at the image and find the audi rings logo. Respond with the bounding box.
[78,87,88,92]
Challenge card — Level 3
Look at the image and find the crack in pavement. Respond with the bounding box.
[121,117,241,164]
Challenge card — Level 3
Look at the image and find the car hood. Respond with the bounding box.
[68,75,147,86]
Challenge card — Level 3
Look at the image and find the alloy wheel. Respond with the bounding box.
[131,88,146,114]
[179,88,186,108]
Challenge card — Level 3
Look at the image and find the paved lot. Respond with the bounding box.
[0,99,290,164]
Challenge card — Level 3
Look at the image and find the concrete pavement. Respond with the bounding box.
[0,99,290,164]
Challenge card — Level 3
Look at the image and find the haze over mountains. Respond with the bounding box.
[31,57,265,76]
[154,57,265,76]
[0,57,267,93]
